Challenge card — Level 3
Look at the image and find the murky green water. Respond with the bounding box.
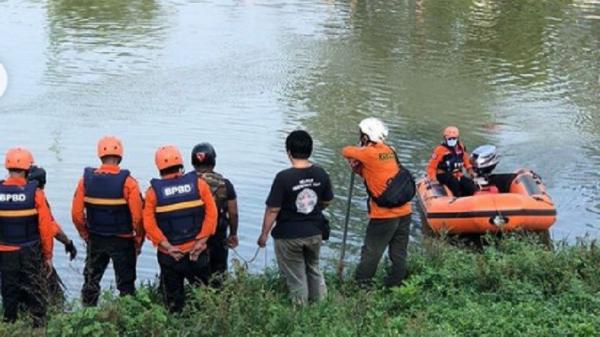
[0,0,599,294]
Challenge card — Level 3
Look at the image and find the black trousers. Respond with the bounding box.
[0,244,47,327]
[47,267,65,307]
[437,172,477,197]
[207,226,228,285]
[158,251,209,313]
[81,235,136,306]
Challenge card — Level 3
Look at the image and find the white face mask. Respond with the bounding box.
[446,138,458,147]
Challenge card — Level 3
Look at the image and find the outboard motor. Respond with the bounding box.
[471,145,499,177]
[470,145,500,193]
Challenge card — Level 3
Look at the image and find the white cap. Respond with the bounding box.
[359,117,388,143]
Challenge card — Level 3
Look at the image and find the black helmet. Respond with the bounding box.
[191,143,217,167]
[28,165,47,189]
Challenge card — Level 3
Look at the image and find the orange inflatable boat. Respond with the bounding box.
[417,169,557,234]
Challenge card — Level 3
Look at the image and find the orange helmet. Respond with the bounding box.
[443,126,460,139]
[155,145,183,171]
[97,136,123,158]
[5,147,34,170]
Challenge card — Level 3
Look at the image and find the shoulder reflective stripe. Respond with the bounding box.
[155,200,205,213]
[0,209,38,217]
[84,197,128,206]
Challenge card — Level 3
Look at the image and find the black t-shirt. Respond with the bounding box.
[266,165,334,239]
[224,178,237,201]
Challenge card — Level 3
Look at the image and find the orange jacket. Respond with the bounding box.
[46,200,64,238]
[0,177,55,261]
[71,164,144,248]
[426,143,472,180]
[342,143,412,219]
[50,221,62,238]
[143,173,217,254]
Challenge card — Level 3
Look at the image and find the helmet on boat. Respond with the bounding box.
[443,126,460,139]
[470,145,499,177]
[359,117,388,143]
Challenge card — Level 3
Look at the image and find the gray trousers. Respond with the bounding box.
[355,215,411,287]
[274,235,327,305]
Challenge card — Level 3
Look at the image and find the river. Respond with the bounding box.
[0,0,598,295]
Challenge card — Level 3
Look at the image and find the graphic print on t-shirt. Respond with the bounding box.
[295,188,318,214]
[292,178,321,215]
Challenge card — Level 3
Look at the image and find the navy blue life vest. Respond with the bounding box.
[437,143,467,174]
[150,172,205,245]
[83,168,133,236]
[0,181,41,246]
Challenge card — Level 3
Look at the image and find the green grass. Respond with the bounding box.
[3,236,600,337]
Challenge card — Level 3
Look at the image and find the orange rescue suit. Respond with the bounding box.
[427,143,472,180]
[342,143,412,219]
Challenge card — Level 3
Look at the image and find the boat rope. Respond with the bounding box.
[231,246,262,269]
[264,246,268,269]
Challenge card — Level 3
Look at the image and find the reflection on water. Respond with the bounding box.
[285,0,600,253]
[0,0,598,294]
[45,0,168,85]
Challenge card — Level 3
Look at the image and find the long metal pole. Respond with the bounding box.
[337,172,355,280]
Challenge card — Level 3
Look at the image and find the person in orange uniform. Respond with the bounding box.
[0,148,55,326]
[71,136,144,306]
[143,145,217,313]
[426,126,476,197]
[342,118,412,287]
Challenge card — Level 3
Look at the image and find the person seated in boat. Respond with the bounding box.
[470,145,500,195]
[426,126,477,197]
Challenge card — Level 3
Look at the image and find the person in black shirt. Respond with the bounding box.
[257,130,333,305]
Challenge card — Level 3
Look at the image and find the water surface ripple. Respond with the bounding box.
[0,0,598,293]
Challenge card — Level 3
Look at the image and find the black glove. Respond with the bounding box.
[65,240,77,261]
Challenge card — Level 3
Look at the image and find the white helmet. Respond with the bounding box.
[359,117,388,143]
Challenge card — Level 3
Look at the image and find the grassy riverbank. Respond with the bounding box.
[2,236,600,337]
